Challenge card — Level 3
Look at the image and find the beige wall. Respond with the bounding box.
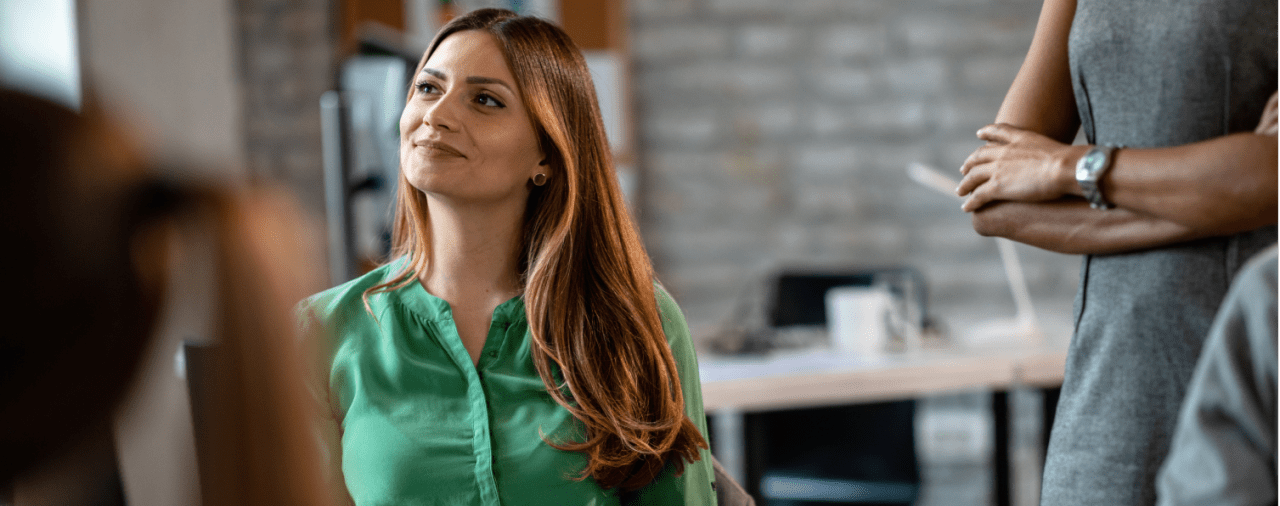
[80,0,245,175]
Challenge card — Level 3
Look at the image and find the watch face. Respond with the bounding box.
[1078,151,1103,179]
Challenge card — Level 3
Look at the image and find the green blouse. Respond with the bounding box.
[300,261,716,506]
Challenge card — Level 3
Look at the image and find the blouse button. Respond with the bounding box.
[488,350,498,358]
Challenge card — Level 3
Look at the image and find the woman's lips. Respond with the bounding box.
[417,140,465,158]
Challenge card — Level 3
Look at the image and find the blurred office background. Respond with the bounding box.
[3,0,1080,504]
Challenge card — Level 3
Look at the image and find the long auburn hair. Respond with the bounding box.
[363,8,706,490]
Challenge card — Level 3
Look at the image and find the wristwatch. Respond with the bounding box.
[1075,145,1118,210]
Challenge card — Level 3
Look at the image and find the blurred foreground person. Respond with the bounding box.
[0,88,340,506]
[1157,245,1277,506]
[299,8,715,505]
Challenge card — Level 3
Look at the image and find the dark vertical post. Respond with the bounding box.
[994,390,1010,506]
[1041,386,1061,452]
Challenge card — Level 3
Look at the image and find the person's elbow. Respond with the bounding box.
[970,204,1009,237]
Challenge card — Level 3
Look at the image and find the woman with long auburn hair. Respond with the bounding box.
[299,8,715,505]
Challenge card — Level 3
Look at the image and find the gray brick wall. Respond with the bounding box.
[235,0,338,215]
[630,0,1080,340]
[629,2,1075,505]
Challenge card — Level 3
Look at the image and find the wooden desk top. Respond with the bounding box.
[698,341,1068,412]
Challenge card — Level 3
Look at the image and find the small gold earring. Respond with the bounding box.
[532,173,547,186]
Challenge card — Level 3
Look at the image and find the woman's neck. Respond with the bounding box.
[418,195,525,306]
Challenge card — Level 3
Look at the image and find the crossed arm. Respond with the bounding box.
[957,0,1278,255]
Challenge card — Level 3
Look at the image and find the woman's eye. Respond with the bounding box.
[476,93,505,108]
[415,81,440,95]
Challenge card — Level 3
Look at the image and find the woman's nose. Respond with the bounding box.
[422,97,457,132]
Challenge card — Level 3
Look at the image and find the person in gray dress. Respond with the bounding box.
[953,0,1277,504]
[1156,245,1276,506]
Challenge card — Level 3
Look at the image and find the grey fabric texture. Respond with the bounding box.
[1042,1,1278,505]
[711,456,757,506]
[1156,246,1277,506]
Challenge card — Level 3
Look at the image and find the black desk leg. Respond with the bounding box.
[1042,386,1061,451]
[993,390,1010,506]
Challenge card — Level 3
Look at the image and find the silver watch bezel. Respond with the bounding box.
[1075,145,1117,210]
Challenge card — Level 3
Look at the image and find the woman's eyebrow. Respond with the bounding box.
[466,76,514,93]
[420,68,513,93]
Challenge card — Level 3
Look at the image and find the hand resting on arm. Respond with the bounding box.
[958,117,1277,238]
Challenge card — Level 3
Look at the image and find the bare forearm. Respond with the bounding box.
[1100,134,1278,233]
[972,199,1204,255]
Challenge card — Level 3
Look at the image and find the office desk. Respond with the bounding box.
[699,340,1068,505]
[701,342,1067,411]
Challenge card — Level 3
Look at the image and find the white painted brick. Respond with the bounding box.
[633,25,732,62]
[792,144,860,177]
[914,222,991,257]
[721,146,788,184]
[709,0,899,20]
[959,56,1024,92]
[773,222,812,257]
[865,101,930,136]
[882,58,949,95]
[629,0,697,20]
[809,66,877,99]
[736,24,799,58]
[861,227,918,260]
[642,107,721,147]
[806,101,929,138]
[808,105,859,137]
[809,222,912,261]
[645,150,728,181]
[724,63,801,95]
[731,101,801,139]
[860,143,935,175]
[816,23,889,61]
[706,0,790,17]
[899,15,1034,54]
[932,0,997,5]
[938,97,1003,134]
[642,62,798,96]
[792,181,860,218]
[821,0,898,20]
[650,177,779,223]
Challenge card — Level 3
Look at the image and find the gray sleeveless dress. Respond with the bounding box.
[1042,1,1278,504]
